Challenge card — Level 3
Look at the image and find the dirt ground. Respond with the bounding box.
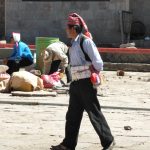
[0,71,150,150]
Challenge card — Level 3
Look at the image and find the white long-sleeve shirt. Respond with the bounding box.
[69,34,103,71]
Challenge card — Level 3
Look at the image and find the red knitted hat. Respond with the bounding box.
[67,13,92,39]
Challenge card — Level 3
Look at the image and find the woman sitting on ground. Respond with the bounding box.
[4,32,33,75]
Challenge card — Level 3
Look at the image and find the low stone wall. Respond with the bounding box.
[101,53,150,64]
[104,62,150,72]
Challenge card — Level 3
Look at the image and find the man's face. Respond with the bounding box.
[66,25,76,39]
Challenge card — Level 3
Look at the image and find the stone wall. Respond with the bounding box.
[130,0,150,36]
[5,0,130,45]
[130,0,150,47]
[0,0,5,39]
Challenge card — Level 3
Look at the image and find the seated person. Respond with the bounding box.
[5,32,33,75]
[43,41,71,83]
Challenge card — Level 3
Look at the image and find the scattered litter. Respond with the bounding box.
[137,77,150,82]
[124,126,132,130]
[120,42,136,48]
[55,90,68,94]
[30,69,41,77]
[52,87,69,94]
[117,70,125,76]
[97,93,105,97]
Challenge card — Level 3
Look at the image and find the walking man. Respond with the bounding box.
[50,13,115,150]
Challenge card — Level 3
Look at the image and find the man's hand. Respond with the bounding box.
[90,65,99,74]
[41,50,49,60]
[44,51,49,60]
[59,68,65,73]
[58,68,65,79]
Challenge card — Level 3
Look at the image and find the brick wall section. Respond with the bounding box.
[5,0,130,44]
[0,0,5,39]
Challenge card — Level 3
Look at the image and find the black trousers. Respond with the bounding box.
[49,60,72,83]
[6,57,33,75]
[61,78,113,150]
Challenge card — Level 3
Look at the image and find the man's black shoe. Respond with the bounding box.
[102,139,116,150]
[50,144,71,150]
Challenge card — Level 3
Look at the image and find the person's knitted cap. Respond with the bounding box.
[67,13,92,39]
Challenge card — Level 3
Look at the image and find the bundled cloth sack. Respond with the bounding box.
[41,72,62,88]
[0,65,10,92]
[10,71,43,92]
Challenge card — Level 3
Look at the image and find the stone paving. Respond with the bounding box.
[0,71,150,150]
